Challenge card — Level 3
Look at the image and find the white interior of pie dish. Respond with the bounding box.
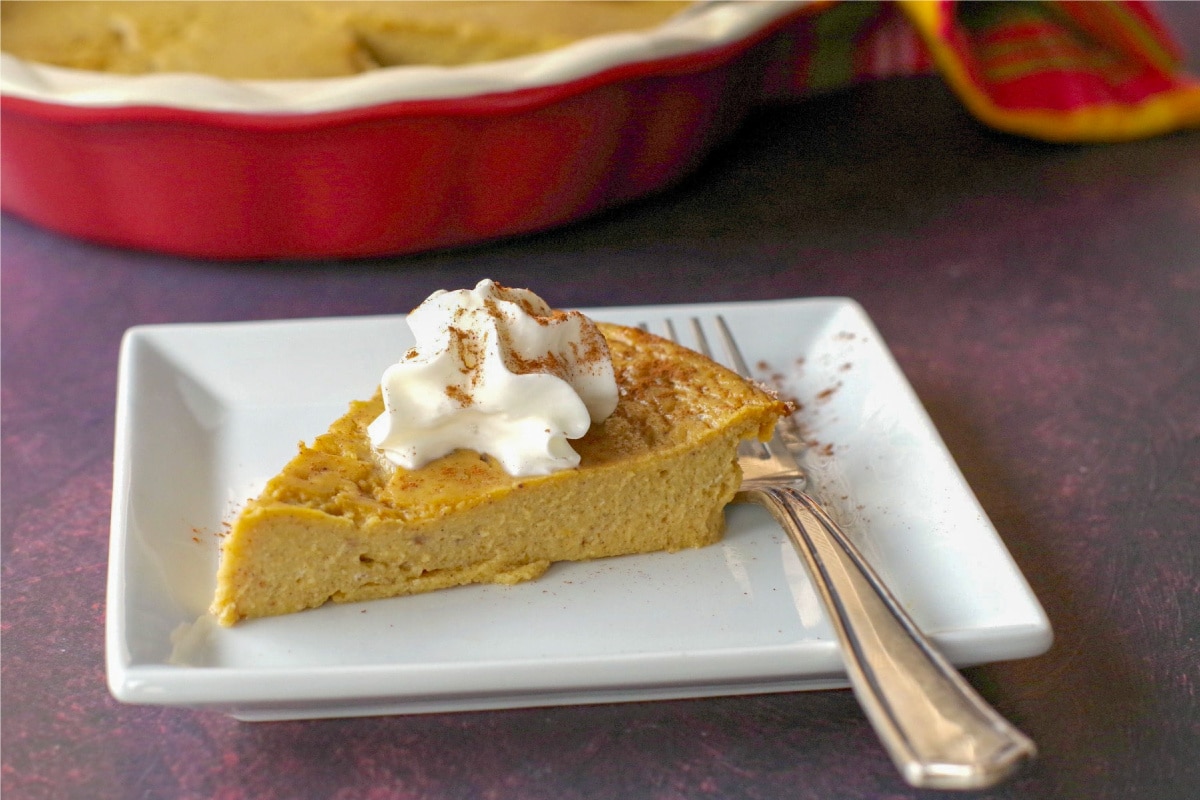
[0,1,806,112]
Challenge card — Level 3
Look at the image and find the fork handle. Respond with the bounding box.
[740,484,1036,790]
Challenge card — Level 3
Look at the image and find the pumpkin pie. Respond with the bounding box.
[0,1,691,79]
[211,322,788,625]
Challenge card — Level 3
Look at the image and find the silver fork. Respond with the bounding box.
[656,315,1037,791]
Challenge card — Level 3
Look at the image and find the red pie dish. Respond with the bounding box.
[0,2,825,260]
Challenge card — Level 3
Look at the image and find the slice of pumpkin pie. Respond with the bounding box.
[211,281,788,625]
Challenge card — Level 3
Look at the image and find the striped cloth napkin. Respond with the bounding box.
[758,0,1200,142]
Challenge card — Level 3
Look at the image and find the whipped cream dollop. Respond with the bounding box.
[368,280,619,477]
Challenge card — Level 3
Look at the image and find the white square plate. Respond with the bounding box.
[106,297,1051,720]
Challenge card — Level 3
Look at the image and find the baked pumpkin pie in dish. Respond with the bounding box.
[211,284,788,625]
[0,1,691,78]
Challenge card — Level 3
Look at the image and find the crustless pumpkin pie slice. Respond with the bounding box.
[211,322,789,625]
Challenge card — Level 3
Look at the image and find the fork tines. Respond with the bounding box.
[647,315,780,463]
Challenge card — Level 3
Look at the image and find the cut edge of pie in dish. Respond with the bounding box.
[210,320,789,626]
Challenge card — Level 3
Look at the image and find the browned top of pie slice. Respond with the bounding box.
[259,322,787,525]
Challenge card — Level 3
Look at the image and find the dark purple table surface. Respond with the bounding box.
[4,9,1199,800]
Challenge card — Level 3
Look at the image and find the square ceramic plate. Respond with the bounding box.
[106,297,1051,720]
